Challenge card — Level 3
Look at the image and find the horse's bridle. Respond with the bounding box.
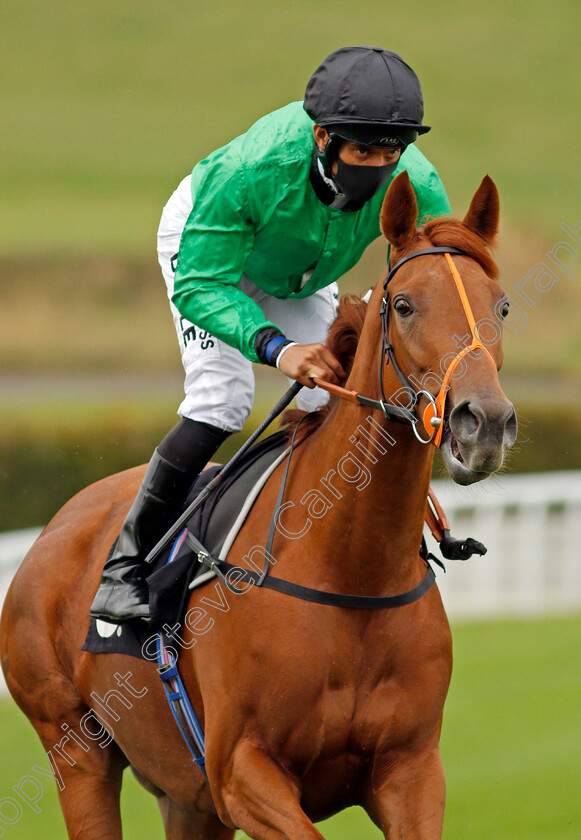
[314,245,496,448]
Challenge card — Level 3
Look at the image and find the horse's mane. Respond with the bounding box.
[282,295,366,440]
[283,216,498,440]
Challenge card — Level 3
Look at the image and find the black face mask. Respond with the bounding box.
[330,156,399,211]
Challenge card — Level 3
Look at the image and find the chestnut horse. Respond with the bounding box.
[1,172,517,840]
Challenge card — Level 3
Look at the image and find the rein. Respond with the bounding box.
[314,246,496,448]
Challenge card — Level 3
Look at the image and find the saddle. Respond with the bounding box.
[83,429,290,657]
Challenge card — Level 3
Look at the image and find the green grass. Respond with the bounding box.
[441,615,581,840]
[2,230,581,379]
[1,0,581,254]
[1,614,580,839]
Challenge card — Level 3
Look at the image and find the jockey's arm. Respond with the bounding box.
[171,148,344,385]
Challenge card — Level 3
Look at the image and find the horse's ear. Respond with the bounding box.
[462,175,499,246]
[380,171,418,249]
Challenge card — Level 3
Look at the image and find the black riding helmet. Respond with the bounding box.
[304,46,430,161]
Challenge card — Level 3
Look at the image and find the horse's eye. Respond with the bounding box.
[499,299,510,319]
[393,297,413,317]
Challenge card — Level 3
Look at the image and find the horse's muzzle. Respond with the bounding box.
[442,396,518,485]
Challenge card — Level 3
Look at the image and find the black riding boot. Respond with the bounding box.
[89,419,229,623]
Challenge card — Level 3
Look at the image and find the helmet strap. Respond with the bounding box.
[314,132,342,181]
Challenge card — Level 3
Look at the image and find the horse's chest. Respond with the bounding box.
[205,592,451,772]
[322,673,425,748]
[269,619,450,767]
[266,656,439,771]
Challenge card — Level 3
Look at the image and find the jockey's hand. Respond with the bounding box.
[278,343,345,389]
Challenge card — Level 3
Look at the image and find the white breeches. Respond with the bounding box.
[157,175,338,433]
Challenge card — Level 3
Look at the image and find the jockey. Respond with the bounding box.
[90,46,451,623]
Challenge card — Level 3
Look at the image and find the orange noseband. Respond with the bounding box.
[421,253,496,446]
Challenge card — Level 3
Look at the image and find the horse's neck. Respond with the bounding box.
[290,312,434,592]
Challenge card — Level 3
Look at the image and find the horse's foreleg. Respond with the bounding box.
[217,740,325,840]
[363,743,446,839]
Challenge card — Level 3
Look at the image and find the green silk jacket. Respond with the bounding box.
[172,101,450,363]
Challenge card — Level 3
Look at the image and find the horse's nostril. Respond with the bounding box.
[504,406,519,448]
[449,401,480,442]
[464,405,480,436]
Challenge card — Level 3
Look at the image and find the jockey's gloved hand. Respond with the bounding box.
[439,531,487,561]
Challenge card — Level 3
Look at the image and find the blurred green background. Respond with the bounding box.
[1,1,580,837]
[2,0,581,533]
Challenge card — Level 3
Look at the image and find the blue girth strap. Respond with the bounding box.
[156,633,208,780]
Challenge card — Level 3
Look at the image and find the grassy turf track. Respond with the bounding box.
[0,614,579,839]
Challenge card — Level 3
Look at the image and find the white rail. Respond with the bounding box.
[430,470,581,618]
[0,527,43,602]
[0,528,42,694]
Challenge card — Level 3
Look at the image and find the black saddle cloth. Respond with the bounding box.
[83,429,288,659]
